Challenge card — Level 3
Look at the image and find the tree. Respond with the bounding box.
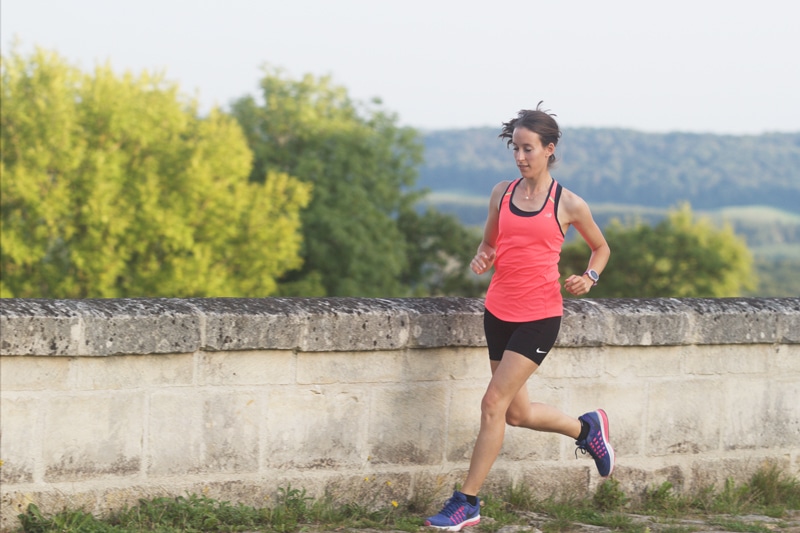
[748,257,800,297]
[397,207,488,297]
[559,203,756,298]
[230,67,425,297]
[1,47,310,298]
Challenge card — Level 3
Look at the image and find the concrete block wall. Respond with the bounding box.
[1,297,799,531]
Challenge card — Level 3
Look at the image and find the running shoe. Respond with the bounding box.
[576,409,615,477]
[424,490,480,531]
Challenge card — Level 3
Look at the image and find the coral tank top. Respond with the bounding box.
[484,178,565,322]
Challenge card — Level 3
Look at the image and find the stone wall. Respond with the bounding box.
[1,297,799,531]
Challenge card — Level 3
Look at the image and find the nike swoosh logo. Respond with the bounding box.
[536,348,547,354]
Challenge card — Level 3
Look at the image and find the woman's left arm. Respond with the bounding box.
[560,190,610,296]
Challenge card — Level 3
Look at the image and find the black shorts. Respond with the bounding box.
[484,309,562,365]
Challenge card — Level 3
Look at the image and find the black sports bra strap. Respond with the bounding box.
[498,178,520,211]
[553,182,565,237]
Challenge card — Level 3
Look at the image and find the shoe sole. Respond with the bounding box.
[596,409,616,477]
[425,516,480,531]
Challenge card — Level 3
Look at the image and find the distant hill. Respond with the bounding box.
[418,128,800,211]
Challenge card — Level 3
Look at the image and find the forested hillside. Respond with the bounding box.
[418,128,800,257]
[418,128,800,211]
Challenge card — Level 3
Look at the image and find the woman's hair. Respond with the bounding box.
[499,101,561,167]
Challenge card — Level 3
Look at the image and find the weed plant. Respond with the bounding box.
[15,464,800,533]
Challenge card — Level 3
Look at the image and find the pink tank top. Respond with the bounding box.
[485,178,565,322]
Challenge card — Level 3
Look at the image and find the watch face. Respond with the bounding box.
[587,270,599,281]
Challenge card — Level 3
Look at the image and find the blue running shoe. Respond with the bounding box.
[576,409,615,477]
[425,490,480,531]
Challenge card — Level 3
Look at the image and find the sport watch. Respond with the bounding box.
[584,269,599,286]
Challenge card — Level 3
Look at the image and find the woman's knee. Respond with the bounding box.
[480,388,508,420]
[481,388,521,426]
[504,408,526,427]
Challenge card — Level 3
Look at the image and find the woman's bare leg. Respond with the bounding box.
[461,350,535,496]
[505,382,582,437]
[461,350,582,497]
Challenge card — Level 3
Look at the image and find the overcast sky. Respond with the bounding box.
[3,0,799,134]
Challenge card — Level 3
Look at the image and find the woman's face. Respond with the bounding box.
[511,127,554,179]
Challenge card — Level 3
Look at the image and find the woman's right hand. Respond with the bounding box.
[470,250,496,274]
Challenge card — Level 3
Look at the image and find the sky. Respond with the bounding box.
[3,0,799,135]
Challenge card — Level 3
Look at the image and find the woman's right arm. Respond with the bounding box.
[471,181,507,275]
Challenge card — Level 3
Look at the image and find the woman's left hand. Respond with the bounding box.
[564,274,592,296]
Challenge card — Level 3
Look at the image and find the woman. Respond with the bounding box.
[425,104,614,531]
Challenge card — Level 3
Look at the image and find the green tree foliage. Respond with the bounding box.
[397,207,488,296]
[560,204,756,298]
[1,47,310,298]
[231,67,433,296]
[748,257,800,297]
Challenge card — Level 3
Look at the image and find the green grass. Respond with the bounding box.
[706,518,774,533]
[15,464,800,532]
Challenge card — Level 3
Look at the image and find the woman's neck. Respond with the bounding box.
[522,173,552,193]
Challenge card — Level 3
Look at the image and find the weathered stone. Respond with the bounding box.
[0,299,81,355]
[2,298,799,357]
[683,297,798,345]
[75,298,201,356]
[199,350,294,386]
[147,390,206,476]
[0,356,70,390]
[192,297,310,351]
[42,392,143,482]
[0,396,38,484]
[262,384,370,469]
[367,383,449,465]
[202,391,261,473]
